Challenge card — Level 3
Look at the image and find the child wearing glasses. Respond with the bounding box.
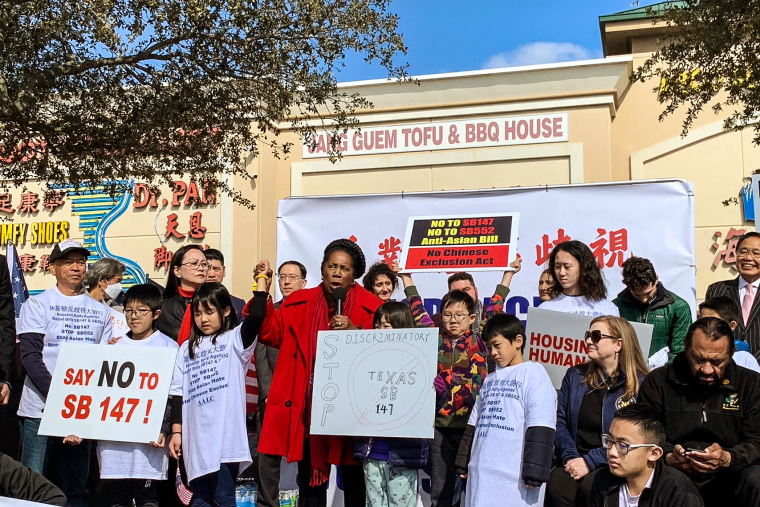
[578,404,703,507]
[398,269,488,507]
[546,316,649,507]
[97,284,180,507]
[455,313,557,507]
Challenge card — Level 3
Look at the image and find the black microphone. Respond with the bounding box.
[333,287,347,315]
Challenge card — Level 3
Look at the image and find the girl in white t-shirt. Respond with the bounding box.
[457,313,557,507]
[168,282,267,507]
[540,240,619,318]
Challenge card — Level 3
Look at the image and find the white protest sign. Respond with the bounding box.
[525,307,653,388]
[310,328,438,439]
[38,343,176,443]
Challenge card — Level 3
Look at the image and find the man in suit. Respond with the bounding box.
[706,231,760,360]
[255,260,307,507]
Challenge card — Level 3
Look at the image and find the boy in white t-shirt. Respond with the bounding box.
[456,313,557,507]
[98,284,179,507]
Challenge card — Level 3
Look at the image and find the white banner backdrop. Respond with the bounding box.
[275,180,695,322]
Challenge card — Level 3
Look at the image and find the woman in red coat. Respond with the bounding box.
[255,239,382,507]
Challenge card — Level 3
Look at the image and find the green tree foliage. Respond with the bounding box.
[0,0,407,204]
[632,0,760,144]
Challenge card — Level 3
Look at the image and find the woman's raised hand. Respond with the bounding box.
[254,259,274,292]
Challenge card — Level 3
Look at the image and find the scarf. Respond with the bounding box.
[307,283,357,486]
[176,287,196,346]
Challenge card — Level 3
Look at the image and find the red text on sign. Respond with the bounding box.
[63,368,94,386]
[62,395,92,420]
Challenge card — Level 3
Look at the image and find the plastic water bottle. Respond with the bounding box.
[235,485,245,507]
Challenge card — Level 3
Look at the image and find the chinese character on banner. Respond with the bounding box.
[164,213,185,239]
[42,191,65,212]
[38,255,50,273]
[378,236,402,266]
[188,212,206,239]
[18,253,37,272]
[712,228,746,268]
[17,192,39,214]
[154,245,173,270]
[590,228,630,268]
[0,194,14,213]
[535,228,571,266]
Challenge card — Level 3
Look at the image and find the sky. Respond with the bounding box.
[335,0,664,83]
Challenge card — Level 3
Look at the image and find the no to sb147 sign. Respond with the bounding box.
[39,343,177,443]
[399,213,520,272]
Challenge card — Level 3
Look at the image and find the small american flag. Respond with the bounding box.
[245,356,259,416]
[175,466,193,505]
[6,243,28,319]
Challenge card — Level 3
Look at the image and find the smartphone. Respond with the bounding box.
[685,447,704,453]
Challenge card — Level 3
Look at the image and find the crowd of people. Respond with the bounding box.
[1,232,760,507]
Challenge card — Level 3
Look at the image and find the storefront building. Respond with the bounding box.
[5,2,753,300]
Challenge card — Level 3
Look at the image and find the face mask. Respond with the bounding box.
[104,282,123,301]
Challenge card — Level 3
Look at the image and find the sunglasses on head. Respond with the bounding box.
[584,329,620,343]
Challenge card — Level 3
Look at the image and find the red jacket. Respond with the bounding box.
[257,284,382,464]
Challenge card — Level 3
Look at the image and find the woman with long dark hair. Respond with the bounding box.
[541,240,619,317]
[155,245,207,343]
[254,239,383,507]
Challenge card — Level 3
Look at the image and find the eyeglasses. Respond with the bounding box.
[124,309,151,318]
[278,274,303,282]
[584,330,620,343]
[441,313,471,321]
[601,434,658,455]
[737,248,760,259]
[181,261,208,270]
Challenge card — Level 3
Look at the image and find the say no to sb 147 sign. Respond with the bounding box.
[39,343,177,443]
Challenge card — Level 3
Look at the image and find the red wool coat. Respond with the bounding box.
[257,284,382,465]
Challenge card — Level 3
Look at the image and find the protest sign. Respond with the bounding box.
[310,328,438,439]
[38,343,176,443]
[399,213,519,272]
[526,307,653,388]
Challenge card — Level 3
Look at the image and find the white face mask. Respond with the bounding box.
[104,282,123,301]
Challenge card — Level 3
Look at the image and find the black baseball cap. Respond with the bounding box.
[49,239,90,263]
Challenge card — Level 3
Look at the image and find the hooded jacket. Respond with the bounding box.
[613,283,692,362]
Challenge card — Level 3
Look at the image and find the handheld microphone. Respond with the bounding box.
[333,287,347,315]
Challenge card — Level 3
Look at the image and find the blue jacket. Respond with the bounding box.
[353,437,428,469]
[555,363,645,470]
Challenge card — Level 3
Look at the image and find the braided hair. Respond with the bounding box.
[321,238,367,279]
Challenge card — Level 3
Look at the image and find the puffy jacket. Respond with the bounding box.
[578,460,703,507]
[638,352,760,473]
[555,363,645,471]
[613,283,692,362]
[353,437,428,469]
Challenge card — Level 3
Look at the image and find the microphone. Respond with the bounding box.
[333,287,347,316]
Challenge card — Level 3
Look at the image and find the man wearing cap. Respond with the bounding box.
[17,240,112,507]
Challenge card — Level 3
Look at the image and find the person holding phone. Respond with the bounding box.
[638,317,760,506]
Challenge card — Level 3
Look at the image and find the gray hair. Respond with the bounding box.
[83,258,126,289]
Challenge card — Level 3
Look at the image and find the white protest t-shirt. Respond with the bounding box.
[108,307,130,341]
[97,330,179,479]
[465,361,557,507]
[540,294,620,318]
[17,286,113,418]
[173,326,256,482]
